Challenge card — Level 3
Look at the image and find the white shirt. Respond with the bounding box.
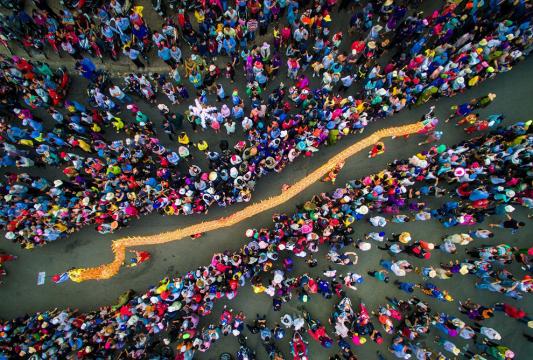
[480,327,501,340]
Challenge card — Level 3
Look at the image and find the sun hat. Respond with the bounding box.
[504,205,515,213]
[358,242,371,251]
[399,232,411,244]
[265,157,276,169]
[459,265,469,275]
[356,205,369,214]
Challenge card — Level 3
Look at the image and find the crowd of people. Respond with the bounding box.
[0,118,530,358]
[0,0,532,249]
[0,0,531,358]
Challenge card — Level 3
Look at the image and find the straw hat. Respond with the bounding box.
[367,41,376,49]
[459,265,469,275]
[399,232,411,244]
[265,157,276,169]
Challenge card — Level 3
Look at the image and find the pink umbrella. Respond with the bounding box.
[301,224,313,234]
[125,206,139,217]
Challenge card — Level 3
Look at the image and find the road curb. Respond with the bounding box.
[0,47,171,76]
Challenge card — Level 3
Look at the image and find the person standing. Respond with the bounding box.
[109,83,132,104]
[158,43,176,68]
[124,46,145,69]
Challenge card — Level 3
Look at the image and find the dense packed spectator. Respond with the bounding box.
[0,118,530,358]
[1,1,531,249]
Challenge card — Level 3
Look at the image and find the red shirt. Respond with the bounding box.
[503,303,526,318]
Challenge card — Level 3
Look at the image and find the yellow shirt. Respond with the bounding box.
[78,139,91,152]
[194,10,205,23]
[197,141,208,151]
[178,134,190,145]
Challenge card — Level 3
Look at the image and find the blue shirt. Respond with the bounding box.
[127,48,140,60]
[158,47,171,61]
